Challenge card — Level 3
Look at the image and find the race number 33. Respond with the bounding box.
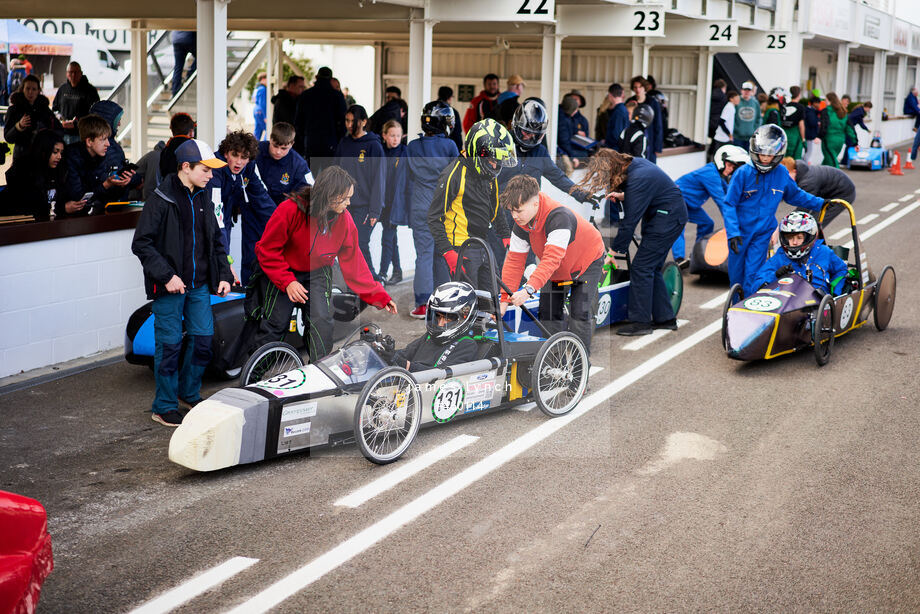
[633,9,661,32]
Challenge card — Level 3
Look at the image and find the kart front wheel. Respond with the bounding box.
[662,261,683,316]
[240,342,304,386]
[354,367,422,464]
[532,332,589,417]
[721,284,744,351]
[813,294,835,366]
[873,265,896,331]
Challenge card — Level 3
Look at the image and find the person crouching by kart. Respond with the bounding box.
[428,118,517,290]
[750,211,848,295]
[131,139,233,427]
[577,150,688,336]
[722,124,825,297]
[247,165,397,363]
[780,157,855,227]
[498,175,606,353]
[671,144,749,266]
[381,282,479,372]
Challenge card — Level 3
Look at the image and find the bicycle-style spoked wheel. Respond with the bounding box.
[531,332,589,417]
[354,367,422,464]
[240,342,304,386]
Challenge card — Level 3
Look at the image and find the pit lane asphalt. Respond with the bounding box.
[3,165,920,613]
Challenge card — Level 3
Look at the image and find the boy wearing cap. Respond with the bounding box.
[132,139,233,427]
[733,82,761,147]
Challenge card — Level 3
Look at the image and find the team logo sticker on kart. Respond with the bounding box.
[777,277,794,285]
[432,379,465,423]
[743,296,782,312]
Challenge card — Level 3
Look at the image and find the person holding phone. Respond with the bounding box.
[61,114,134,216]
[131,139,233,427]
[3,74,62,162]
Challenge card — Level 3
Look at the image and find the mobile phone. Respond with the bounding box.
[81,192,94,202]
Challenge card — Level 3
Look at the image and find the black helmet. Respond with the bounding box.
[634,103,655,129]
[767,86,787,106]
[511,99,548,151]
[749,124,787,173]
[421,100,455,136]
[426,281,477,345]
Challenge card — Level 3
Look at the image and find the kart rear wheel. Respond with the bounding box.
[813,294,835,366]
[721,284,744,351]
[873,265,896,331]
[662,261,683,316]
[354,367,422,464]
[240,342,304,387]
[532,332,589,417]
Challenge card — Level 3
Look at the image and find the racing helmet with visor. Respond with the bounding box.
[426,281,477,345]
[421,100,455,136]
[465,118,518,178]
[713,144,749,173]
[749,124,787,173]
[778,211,819,261]
[511,98,549,151]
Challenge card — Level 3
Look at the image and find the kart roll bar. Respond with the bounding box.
[818,199,865,289]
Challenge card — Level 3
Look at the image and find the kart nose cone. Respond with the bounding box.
[169,400,245,471]
[724,311,776,360]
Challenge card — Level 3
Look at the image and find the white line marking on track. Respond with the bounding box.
[518,366,604,412]
[843,201,920,249]
[700,291,730,310]
[335,435,480,508]
[829,227,851,241]
[915,187,920,194]
[588,366,604,377]
[857,213,879,225]
[880,202,901,212]
[224,319,723,614]
[129,557,258,614]
[622,320,689,351]
[899,193,915,202]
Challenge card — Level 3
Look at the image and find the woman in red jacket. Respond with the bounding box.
[248,165,397,362]
[499,175,606,353]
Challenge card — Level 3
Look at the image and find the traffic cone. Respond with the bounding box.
[905,155,915,170]
[889,150,904,175]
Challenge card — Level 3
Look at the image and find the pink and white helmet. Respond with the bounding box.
[779,211,818,260]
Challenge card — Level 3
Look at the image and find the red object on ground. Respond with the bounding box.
[0,490,54,614]
[889,151,904,175]
[905,157,915,170]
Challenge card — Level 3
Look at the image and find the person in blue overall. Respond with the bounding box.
[750,211,848,296]
[254,122,313,206]
[209,130,276,285]
[334,104,387,280]
[252,72,267,141]
[405,101,459,318]
[579,150,688,336]
[671,144,749,264]
[722,124,825,297]
[380,118,409,285]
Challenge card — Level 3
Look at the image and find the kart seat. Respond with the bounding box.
[831,244,850,261]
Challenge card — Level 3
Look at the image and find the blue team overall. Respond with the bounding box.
[750,239,849,295]
[671,162,725,260]
[722,163,824,296]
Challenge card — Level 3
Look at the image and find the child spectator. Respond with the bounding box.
[709,90,738,162]
[255,122,313,206]
[334,104,387,281]
[380,119,408,285]
[62,114,134,215]
[88,100,141,192]
[132,139,232,427]
[0,129,72,220]
[620,102,651,159]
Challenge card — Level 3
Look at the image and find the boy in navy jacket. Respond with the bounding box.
[62,114,134,215]
[255,122,313,205]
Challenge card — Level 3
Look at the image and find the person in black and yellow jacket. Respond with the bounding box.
[427,118,517,289]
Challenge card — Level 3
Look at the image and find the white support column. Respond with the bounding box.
[541,26,563,161]
[870,49,887,128]
[267,33,282,126]
[835,42,850,95]
[129,21,148,160]
[408,9,434,138]
[895,54,908,115]
[374,41,384,114]
[631,38,650,77]
[196,0,229,148]
[695,46,713,145]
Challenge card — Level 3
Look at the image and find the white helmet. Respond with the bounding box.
[713,144,749,172]
[779,211,819,261]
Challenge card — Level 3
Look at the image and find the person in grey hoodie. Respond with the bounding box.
[733,82,762,147]
[784,157,855,226]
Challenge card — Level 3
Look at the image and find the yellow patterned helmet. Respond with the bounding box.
[464,118,518,177]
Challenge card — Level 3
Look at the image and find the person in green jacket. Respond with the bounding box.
[733,81,761,147]
[820,92,848,168]
[762,87,785,127]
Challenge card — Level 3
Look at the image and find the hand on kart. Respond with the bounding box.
[443,250,459,275]
[165,275,186,294]
[383,299,398,314]
[216,281,231,297]
[509,289,530,307]
[605,190,625,202]
[285,280,308,303]
[729,236,743,254]
[585,193,603,209]
[775,264,794,278]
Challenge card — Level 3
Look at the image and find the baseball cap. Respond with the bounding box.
[176,139,227,169]
[507,74,526,87]
[741,81,755,90]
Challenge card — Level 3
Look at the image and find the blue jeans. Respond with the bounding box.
[171,35,197,96]
[254,114,266,141]
[409,201,435,306]
[911,129,920,161]
[151,285,213,414]
[379,222,401,277]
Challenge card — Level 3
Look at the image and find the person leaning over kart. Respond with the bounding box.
[245,165,397,363]
[131,139,233,427]
[498,175,606,354]
[670,143,749,265]
[722,124,825,297]
[577,149,688,337]
[379,281,480,372]
[428,118,517,289]
[780,157,856,227]
[750,211,848,296]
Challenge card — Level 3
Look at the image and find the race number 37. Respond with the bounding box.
[633,9,662,32]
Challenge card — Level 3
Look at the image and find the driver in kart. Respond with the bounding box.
[751,211,849,295]
[383,281,480,372]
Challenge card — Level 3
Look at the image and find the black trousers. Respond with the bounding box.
[537,256,604,354]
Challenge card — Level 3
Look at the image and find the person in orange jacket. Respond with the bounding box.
[499,175,606,353]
